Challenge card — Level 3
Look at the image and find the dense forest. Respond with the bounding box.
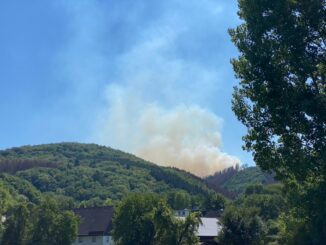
[0,143,278,207]
[0,143,218,208]
[205,166,276,197]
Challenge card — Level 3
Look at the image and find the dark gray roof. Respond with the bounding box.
[73,206,114,236]
[203,210,221,218]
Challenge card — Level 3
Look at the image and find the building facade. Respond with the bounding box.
[72,206,114,245]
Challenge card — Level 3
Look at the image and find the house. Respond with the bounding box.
[176,215,222,245]
[72,206,221,245]
[174,208,190,217]
[197,217,221,245]
[199,210,222,244]
[72,206,114,245]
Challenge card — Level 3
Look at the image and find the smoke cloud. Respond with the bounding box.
[135,105,239,177]
[59,0,242,176]
[94,86,240,177]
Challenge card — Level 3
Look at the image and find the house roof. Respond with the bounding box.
[203,210,221,218]
[177,217,222,237]
[73,206,114,236]
[197,218,221,237]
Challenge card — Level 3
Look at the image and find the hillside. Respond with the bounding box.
[205,166,276,196]
[0,143,213,207]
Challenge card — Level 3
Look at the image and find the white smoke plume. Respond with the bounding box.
[134,105,239,177]
[94,86,240,177]
[59,0,242,176]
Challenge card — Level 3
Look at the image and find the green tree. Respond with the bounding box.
[217,184,285,244]
[174,212,201,245]
[244,184,264,196]
[54,211,79,245]
[204,193,226,211]
[29,199,59,245]
[230,0,326,243]
[112,194,200,245]
[0,183,14,215]
[152,200,177,245]
[218,206,266,245]
[29,198,78,245]
[0,183,15,238]
[233,184,285,243]
[239,184,285,221]
[1,204,31,245]
[0,198,78,245]
[112,194,158,245]
[153,201,201,245]
[166,191,191,210]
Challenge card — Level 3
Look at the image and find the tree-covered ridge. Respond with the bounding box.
[0,143,213,207]
[222,167,275,194]
[205,166,276,196]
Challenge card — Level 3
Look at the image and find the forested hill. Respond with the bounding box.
[0,143,213,207]
[205,166,276,196]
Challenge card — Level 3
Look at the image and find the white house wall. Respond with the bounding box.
[72,235,114,245]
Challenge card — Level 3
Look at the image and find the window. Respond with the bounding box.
[92,236,97,243]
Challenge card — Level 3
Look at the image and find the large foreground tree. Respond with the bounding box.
[0,198,79,245]
[230,0,325,243]
[112,194,201,245]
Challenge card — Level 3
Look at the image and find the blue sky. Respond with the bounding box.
[0,0,252,175]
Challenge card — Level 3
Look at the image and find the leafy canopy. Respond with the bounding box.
[218,184,285,245]
[112,194,201,245]
[230,0,326,243]
[0,198,79,245]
